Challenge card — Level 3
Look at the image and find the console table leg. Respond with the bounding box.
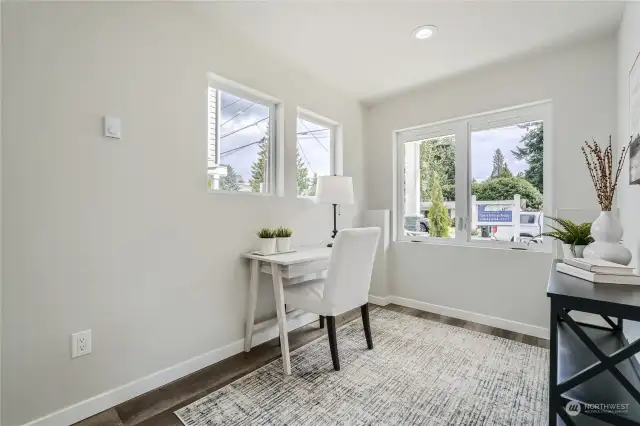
[549,300,559,426]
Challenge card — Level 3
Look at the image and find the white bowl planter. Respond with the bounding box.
[562,244,586,259]
[276,237,292,252]
[260,238,277,255]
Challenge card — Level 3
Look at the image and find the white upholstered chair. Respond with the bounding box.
[283,227,381,371]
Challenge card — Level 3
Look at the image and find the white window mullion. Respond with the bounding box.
[396,139,407,241]
[454,122,469,244]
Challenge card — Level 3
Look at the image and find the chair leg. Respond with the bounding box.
[361,304,373,350]
[319,315,325,329]
[326,316,340,371]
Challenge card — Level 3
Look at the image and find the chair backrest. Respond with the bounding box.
[322,227,381,309]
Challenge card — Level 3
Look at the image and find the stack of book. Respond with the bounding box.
[557,258,640,285]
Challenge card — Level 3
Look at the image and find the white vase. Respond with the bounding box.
[562,244,586,259]
[583,211,632,265]
[260,238,277,255]
[276,237,292,252]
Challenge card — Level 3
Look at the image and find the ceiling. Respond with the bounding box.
[201,1,625,103]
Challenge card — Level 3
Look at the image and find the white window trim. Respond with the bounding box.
[296,107,339,199]
[207,72,281,196]
[394,100,553,253]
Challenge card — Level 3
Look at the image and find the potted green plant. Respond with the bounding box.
[257,228,276,254]
[275,227,293,252]
[538,217,593,258]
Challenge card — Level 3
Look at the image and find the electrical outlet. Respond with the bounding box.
[71,330,92,358]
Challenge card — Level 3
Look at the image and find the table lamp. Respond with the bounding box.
[315,175,354,247]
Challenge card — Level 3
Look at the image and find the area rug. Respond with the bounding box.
[175,309,548,425]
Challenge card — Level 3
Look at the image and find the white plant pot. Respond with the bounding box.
[583,211,632,265]
[260,238,277,255]
[276,237,292,252]
[562,244,586,259]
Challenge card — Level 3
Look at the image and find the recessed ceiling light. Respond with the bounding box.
[412,25,437,40]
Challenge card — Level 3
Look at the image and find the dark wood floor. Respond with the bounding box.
[74,304,549,426]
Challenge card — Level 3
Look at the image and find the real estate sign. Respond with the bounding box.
[477,204,513,224]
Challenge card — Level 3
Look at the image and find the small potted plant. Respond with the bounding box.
[538,217,593,258]
[275,227,293,252]
[257,228,276,254]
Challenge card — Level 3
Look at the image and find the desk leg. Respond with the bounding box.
[244,259,259,352]
[272,263,291,375]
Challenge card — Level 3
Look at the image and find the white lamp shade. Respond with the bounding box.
[315,176,354,205]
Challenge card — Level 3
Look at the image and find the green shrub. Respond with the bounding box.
[472,177,543,211]
[442,184,456,201]
[428,174,450,238]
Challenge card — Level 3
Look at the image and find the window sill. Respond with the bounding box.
[207,189,273,197]
[394,238,552,254]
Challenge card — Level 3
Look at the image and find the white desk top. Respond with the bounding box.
[242,247,332,266]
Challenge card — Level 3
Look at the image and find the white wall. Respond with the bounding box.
[365,36,618,332]
[1,3,364,426]
[618,3,640,268]
[617,3,640,346]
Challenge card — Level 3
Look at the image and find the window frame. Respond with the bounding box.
[394,100,553,252]
[207,72,280,196]
[296,107,338,199]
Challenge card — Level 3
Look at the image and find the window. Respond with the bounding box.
[401,133,456,240]
[207,78,277,194]
[396,101,551,250]
[296,111,335,197]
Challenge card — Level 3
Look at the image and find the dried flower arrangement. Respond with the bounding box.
[581,136,630,211]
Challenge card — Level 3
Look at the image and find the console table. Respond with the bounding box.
[548,260,640,425]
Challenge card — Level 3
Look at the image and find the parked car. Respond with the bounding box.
[493,212,543,242]
[418,217,429,233]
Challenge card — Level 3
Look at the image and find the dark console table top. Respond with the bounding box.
[548,260,640,313]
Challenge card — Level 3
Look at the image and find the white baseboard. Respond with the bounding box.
[21,313,319,426]
[368,294,390,306]
[388,296,549,340]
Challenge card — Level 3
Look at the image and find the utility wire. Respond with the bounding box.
[220,121,270,157]
[297,129,329,135]
[298,119,328,152]
[220,138,265,157]
[221,103,255,127]
[297,135,329,140]
[221,117,268,139]
[254,121,270,141]
[221,98,241,110]
[297,141,315,175]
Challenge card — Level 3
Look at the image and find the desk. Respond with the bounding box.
[242,247,332,375]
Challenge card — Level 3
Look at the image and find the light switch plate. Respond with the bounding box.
[104,116,121,139]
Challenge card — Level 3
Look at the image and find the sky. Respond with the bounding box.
[471,124,530,181]
[216,91,329,183]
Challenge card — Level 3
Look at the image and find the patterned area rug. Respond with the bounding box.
[176,309,548,425]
